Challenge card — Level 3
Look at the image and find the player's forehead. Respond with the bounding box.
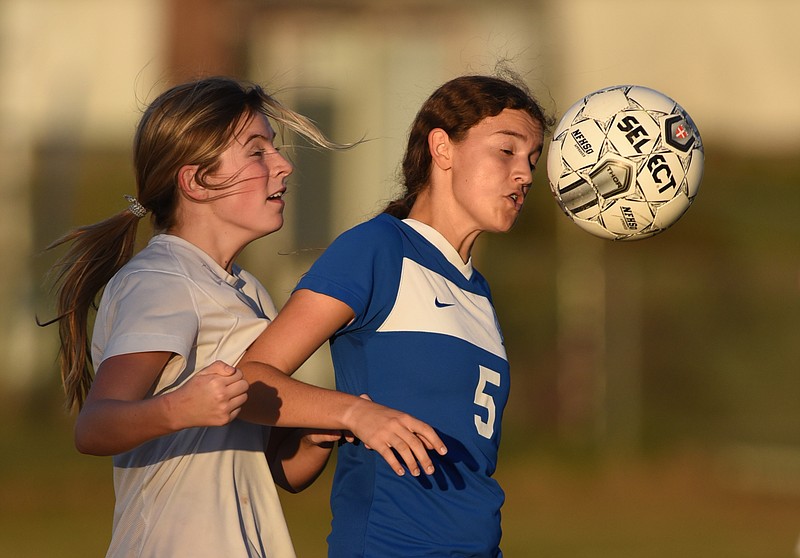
[471,109,544,146]
[231,112,275,146]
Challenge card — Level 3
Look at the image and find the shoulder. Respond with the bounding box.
[297,215,406,311]
[338,213,403,243]
[102,238,198,308]
[325,213,406,259]
[313,215,407,274]
[108,236,185,283]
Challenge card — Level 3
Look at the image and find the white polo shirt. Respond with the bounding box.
[92,234,295,558]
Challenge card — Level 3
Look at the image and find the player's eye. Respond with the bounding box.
[251,146,283,158]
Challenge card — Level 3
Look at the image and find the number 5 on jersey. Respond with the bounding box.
[474,366,501,439]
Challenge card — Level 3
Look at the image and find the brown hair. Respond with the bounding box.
[384,73,554,218]
[46,76,345,410]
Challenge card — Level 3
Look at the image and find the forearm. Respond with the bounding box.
[76,356,247,455]
[238,360,361,430]
[75,395,177,455]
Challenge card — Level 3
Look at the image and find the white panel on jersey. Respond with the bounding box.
[377,258,506,360]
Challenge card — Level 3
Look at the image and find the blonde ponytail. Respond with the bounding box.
[46,208,141,410]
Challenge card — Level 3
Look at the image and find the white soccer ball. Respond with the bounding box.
[547,85,704,240]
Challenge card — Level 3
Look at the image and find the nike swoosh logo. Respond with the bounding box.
[434,297,455,308]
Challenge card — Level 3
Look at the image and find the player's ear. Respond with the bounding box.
[177,165,208,201]
[428,128,452,171]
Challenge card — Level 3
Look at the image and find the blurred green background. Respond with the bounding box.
[1,0,798,556]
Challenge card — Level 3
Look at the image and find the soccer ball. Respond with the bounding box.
[546,85,704,240]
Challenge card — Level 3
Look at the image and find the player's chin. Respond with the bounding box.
[261,215,285,236]
[491,216,519,234]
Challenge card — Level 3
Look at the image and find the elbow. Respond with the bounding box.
[74,429,100,455]
[74,434,93,455]
[74,420,111,456]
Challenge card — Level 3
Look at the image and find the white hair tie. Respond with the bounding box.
[124,195,147,218]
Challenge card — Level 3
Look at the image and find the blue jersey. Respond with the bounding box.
[296,214,509,558]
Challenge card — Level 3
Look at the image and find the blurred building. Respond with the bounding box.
[1,0,798,454]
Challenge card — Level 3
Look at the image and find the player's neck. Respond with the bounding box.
[408,196,479,263]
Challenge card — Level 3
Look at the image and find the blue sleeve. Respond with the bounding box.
[294,216,402,330]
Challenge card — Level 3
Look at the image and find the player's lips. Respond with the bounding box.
[508,192,524,211]
[266,188,286,202]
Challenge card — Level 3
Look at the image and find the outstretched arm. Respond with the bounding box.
[75,355,248,455]
[237,289,447,477]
